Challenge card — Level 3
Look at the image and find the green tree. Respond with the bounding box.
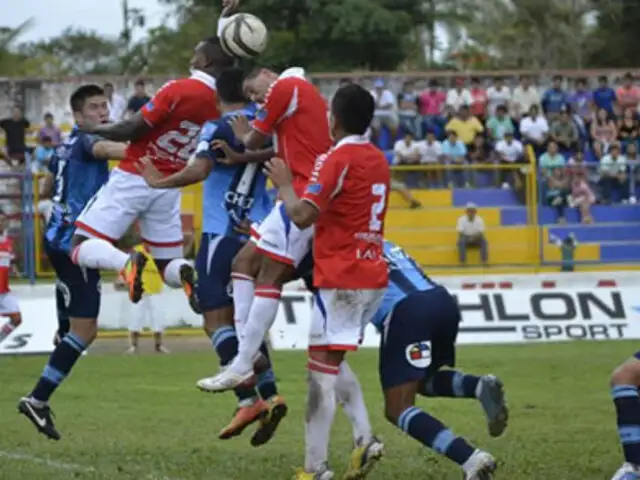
[589,0,640,68]
[0,19,44,76]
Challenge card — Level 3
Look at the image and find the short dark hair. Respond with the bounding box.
[103,82,113,89]
[599,75,608,82]
[496,104,508,113]
[217,68,248,104]
[43,112,53,119]
[331,84,374,136]
[134,78,145,87]
[201,36,234,69]
[70,84,105,113]
[41,135,52,143]
[553,74,563,81]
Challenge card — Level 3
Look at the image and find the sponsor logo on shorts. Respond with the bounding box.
[405,341,431,368]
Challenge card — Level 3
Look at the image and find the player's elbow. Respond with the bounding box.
[289,208,315,229]
[245,131,268,151]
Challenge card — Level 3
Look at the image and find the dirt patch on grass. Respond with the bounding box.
[90,335,212,355]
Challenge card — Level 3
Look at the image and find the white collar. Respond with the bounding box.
[279,67,306,80]
[335,135,369,149]
[190,69,217,90]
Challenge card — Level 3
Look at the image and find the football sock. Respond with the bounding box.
[336,361,373,445]
[611,384,640,464]
[397,406,475,466]
[234,285,281,372]
[30,332,88,404]
[422,369,480,399]
[256,342,278,401]
[72,238,129,271]
[211,326,256,404]
[231,273,255,329]
[305,358,339,472]
[162,258,191,288]
[55,282,70,337]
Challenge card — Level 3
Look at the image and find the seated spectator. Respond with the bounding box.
[494,131,524,189]
[567,149,588,177]
[417,130,442,186]
[456,202,488,266]
[542,74,568,121]
[486,76,512,117]
[441,130,468,187]
[469,77,487,122]
[445,105,484,148]
[626,141,640,163]
[397,81,422,138]
[393,132,421,165]
[599,143,629,203]
[511,75,540,120]
[37,113,62,146]
[616,72,640,114]
[468,134,493,186]
[569,78,593,125]
[370,78,398,145]
[33,136,55,174]
[446,78,472,112]
[519,105,549,156]
[570,172,595,223]
[486,105,515,143]
[550,110,579,156]
[418,80,446,124]
[539,140,566,177]
[546,167,569,223]
[617,107,638,152]
[590,107,617,152]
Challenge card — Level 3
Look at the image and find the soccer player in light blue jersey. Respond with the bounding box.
[18,85,130,441]
[138,68,286,446]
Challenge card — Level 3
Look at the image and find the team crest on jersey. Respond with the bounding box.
[256,107,267,121]
[405,341,432,368]
[145,101,154,111]
[305,183,322,195]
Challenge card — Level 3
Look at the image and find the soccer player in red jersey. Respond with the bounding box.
[0,213,21,344]
[265,83,390,479]
[197,67,332,393]
[72,9,237,312]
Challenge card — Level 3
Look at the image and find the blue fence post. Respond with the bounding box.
[21,155,36,285]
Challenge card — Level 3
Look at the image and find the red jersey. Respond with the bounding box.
[0,237,14,293]
[301,136,390,289]
[252,69,332,196]
[119,71,220,176]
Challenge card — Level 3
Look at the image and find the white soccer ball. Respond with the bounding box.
[220,13,268,59]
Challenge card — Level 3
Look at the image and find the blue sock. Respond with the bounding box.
[612,384,640,464]
[210,326,256,404]
[422,370,480,398]
[255,342,278,401]
[30,332,87,403]
[397,406,475,465]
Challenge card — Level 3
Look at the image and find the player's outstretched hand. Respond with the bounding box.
[221,0,240,17]
[136,156,163,188]
[229,116,251,144]
[211,139,239,165]
[263,157,292,188]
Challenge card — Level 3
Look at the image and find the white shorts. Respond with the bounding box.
[308,288,385,351]
[127,295,164,333]
[254,201,313,267]
[75,169,183,259]
[0,292,20,315]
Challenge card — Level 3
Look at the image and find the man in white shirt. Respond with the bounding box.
[446,78,473,111]
[519,105,549,155]
[393,133,422,164]
[511,76,540,119]
[370,78,398,141]
[486,77,512,117]
[456,202,488,265]
[494,132,524,189]
[418,130,442,163]
[103,82,127,122]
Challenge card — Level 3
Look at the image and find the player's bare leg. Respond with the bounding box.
[610,355,640,479]
[127,330,140,354]
[0,312,21,344]
[153,331,169,353]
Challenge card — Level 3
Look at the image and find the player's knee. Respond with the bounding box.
[232,243,260,276]
[69,318,98,344]
[611,357,640,387]
[383,400,408,425]
[71,234,89,249]
[255,256,293,287]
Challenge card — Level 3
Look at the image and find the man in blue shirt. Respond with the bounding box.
[18,84,129,441]
[542,75,568,118]
[593,75,617,116]
[441,130,468,186]
[137,68,286,446]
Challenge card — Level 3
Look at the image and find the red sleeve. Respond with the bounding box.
[252,78,297,135]
[140,80,180,127]
[301,151,347,213]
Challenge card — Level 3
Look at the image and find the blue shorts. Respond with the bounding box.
[195,233,244,312]
[379,286,460,390]
[45,240,101,319]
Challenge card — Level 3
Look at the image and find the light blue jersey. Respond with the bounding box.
[195,106,272,239]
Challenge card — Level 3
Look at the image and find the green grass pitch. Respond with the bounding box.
[0,341,631,479]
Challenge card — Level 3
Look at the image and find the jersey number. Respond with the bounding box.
[369,183,387,232]
[155,120,201,162]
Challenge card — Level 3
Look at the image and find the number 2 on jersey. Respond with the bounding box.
[369,183,387,232]
[155,120,201,161]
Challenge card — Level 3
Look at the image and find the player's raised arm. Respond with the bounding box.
[81,111,151,142]
[212,139,274,164]
[92,140,128,160]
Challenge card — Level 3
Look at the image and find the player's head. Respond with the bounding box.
[70,84,109,126]
[329,83,375,140]
[216,68,249,109]
[242,68,279,103]
[191,37,234,78]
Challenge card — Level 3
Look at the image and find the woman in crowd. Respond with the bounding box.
[546,167,569,223]
[570,171,596,224]
[617,107,639,152]
[590,107,617,152]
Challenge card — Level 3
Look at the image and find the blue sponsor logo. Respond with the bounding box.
[145,101,154,111]
[305,183,322,195]
[256,108,267,121]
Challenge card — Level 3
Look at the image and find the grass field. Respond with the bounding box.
[0,341,632,480]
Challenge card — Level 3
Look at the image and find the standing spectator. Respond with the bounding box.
[370,78,398,143]
[445,78,472,112]
[617,107,639,151]
[456,203,488,266]
[519,105,549,156]
[417,130,442,185]
[616,73,640,113]
[486,105,515,142]
[546,168,569,223]
[397,81,422,138]
[494,131,524,189]
[418,80,446,122]
[126,79,151,117]
[592,75,617,116]
[32,136,55,174]
[441,130,468,187]
[469,77,487,122]
[570,172,595,223]
[37,113,62,146]
[541,75,568,120]
[511,75,540,120]
[539,140,566,177]
[550,110,580,156]
[445,105,484,148]
[103,82,127,122]
[599,143,629,203]
[486,76,512,117]
[0,106,29,165]
[590,107,618,152]
[569,78,593,124]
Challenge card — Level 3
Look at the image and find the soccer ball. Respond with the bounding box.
[220,13,268,59]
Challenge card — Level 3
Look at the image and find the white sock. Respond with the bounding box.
[234,285,280,372]
[305,358,340,472]
[72,238,129,271]
[231,273,255,333]
[336,361,373,445]
[162,258,190,288]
